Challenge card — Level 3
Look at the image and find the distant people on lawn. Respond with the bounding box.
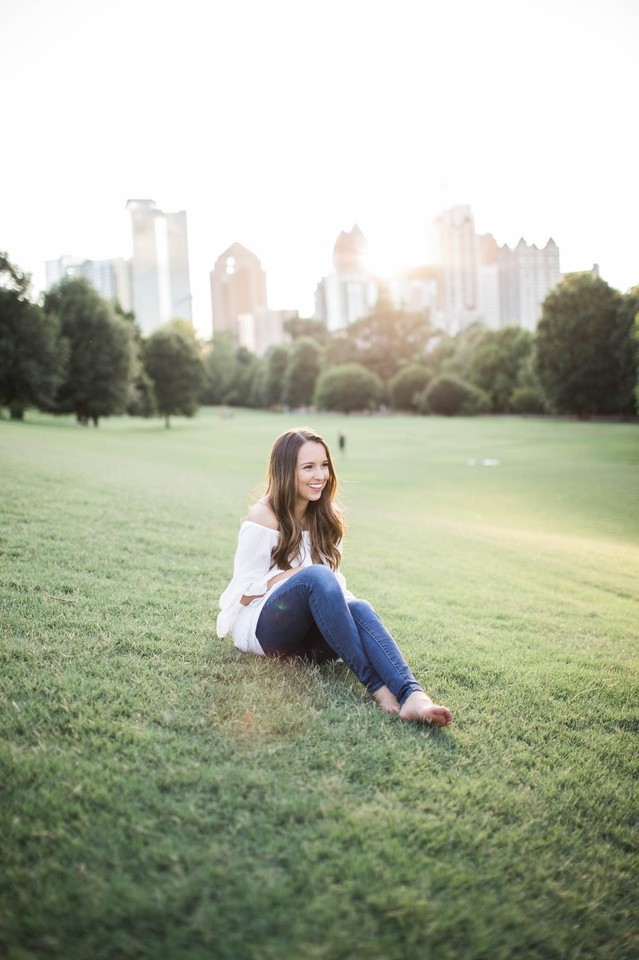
[338,431,346,453]
[217,427,453,726]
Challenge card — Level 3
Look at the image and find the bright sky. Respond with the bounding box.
[1,0,637,337]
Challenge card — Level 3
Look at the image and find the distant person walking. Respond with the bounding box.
[217,427,453,726]
[338,431,346,453]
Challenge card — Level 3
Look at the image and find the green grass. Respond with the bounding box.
[1,409,638,960]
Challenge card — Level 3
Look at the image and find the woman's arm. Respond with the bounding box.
[240,566,300,605]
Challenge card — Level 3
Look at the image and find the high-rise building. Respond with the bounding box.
[45,255,132,312]
[314,225,377,331]
[433,205,480,335]
[126,199,192,333]
[433,206,561,333]
[498,238,560,331]
[210,242,268,341]
[237,308,296,357]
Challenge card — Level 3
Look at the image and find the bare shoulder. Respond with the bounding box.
[245,499,279,530]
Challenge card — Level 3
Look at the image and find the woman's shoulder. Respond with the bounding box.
[244,499,279,531]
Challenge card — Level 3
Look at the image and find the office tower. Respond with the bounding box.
[126,199,192,333]
[434,205,480,335]
[314,225,377,331]
[210,242,268,341]
[498,238,560,331]
[237,307,296,357]
[45,255,132,312]
[433,206,561,332]
[477,233,501,330]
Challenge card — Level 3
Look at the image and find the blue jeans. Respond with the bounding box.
[255,565,423,707]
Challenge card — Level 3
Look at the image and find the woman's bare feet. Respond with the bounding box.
[372,685,400,714]
[399,691,453,726]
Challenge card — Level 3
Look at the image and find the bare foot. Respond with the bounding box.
[372,685,400,714]
[399,691,453,727]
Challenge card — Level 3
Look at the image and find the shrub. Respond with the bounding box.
[510,385,547,415]
[388,364,431,411]
[421,374,490,416]
[314,363,384,413]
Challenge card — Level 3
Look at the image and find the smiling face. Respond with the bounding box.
[295,440,330,516]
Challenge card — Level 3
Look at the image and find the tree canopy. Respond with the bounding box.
[535,273,635,417]
[314,362,384,413]
[0,254,68,418]
[282,337,322,408]
[43,277,135,425]
[344,300,434,380]
[144,320,206,426]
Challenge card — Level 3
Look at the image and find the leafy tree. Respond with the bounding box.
[0,254,68,419]
[282,336,323,408]
[144,320,206,427]
[314,363,384,413]
[262,344,290,407]
[201,334,238,405]
[127,365,156,417]
[44,277,136,425]
[534,273,634,417]
[438,323,487,380]
[388,364,431,411]
[618,285,639,414]
[247,359,267,408]
[345,299,434,380]
[223,346,260,407]
[467,326,533,412]
[284,316,328,342]
[322,332,362,370]
[422,374,490,416]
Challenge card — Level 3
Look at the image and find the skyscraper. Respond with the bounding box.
[433,206,561,332]
[45,255,132,312]
[498,238,560,331]
[434,205,480,335]
[314,225,377,331]
[210,242,268,341]
[126,199,192,333]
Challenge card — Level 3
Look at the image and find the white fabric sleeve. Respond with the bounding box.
[217,523,279,638]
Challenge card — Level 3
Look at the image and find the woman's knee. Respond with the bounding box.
[304,564,340,592]
[348,599,373,617]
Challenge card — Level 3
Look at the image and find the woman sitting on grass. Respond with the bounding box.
[217,427,453,727]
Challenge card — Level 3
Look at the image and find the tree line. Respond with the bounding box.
[1,252,638,424]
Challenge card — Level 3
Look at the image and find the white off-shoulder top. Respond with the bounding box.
[217,520,353,655]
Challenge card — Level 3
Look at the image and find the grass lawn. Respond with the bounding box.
[1,409,638,960]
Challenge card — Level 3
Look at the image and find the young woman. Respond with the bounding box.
[217,427,453,726]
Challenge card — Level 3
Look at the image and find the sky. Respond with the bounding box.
[1,0,637,337]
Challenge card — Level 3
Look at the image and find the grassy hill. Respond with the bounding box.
[2,410,638,960]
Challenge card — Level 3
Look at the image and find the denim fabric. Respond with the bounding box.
[255,564,423,706]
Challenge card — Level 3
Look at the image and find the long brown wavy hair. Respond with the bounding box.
[265,427,344,571]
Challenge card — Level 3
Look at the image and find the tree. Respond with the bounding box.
[345,299,434,380]
[314,363,384,413]
[222,346,260,407]
[262,344,290,407]
[0,254,67,419]
[467,326,533,412]
[201,334,237,405]
[422,374,490,416]
[534,273,635,417]
[282,336,322,408]
[144,320,206,427]
[388,364,431,411]
[43,277,135,425]
[283,316,328,342]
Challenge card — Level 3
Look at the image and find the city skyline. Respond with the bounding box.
[2,0,637,339]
